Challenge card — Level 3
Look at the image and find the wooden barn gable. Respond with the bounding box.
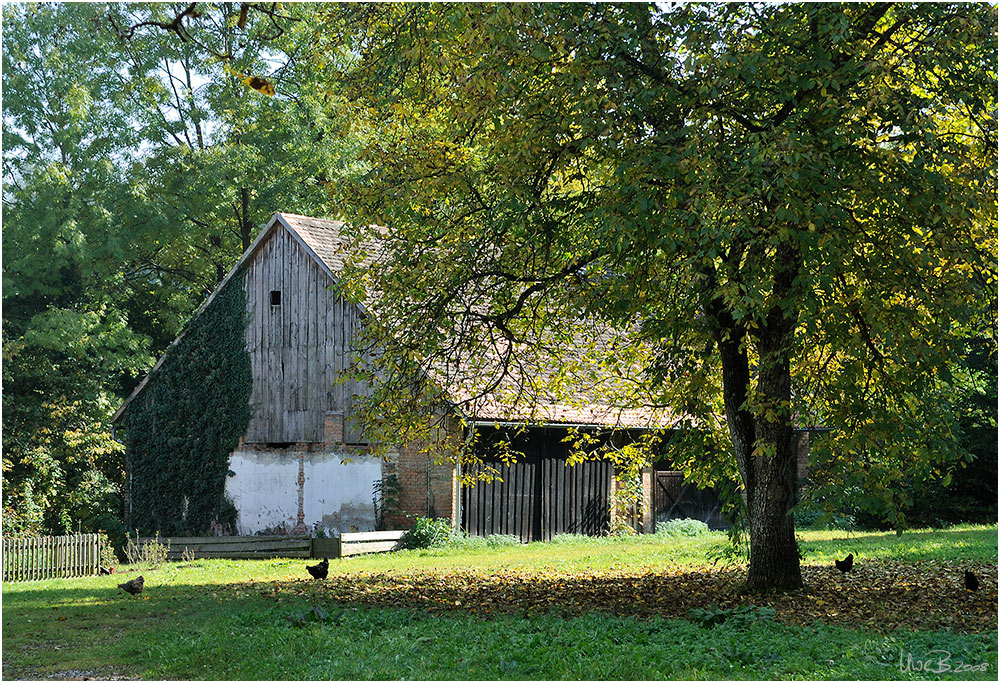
[112,213,371,445]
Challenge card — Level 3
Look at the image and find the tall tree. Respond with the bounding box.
[2,2,350,536]
[311,3,996,591]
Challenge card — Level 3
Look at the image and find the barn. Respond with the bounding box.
[112,212,808,540]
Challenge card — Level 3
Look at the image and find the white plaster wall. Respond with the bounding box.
[225,449,382,536]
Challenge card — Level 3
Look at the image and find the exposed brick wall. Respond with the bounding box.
[382,418,459,530]
[324,412,344,449]
[795,430,810,482]
[609,465,655,534]
[641,466,654,533]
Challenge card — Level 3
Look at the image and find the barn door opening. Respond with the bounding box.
[461,428,612,542]
[653,470,727,530]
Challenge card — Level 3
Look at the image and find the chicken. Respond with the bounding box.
[118,575,144,596]
[307,557,329,580]
[99,565,114,575]
[834,553,854,573]
[964,570,979,591]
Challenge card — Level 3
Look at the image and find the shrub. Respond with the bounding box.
[549,534,595,544]
[483,534,521,548]
[97,531,118,568]
[655,518,710,537]
[399,517,453,549]
[123,530,170,568]
[687,603,776,629]
[794,503,856,530]
[446,533,521,549]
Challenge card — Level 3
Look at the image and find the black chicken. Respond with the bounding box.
[964,570,979,591]
[307,558,329,580]
[99,565,114,575]
[118,575,144,596]
[834,553,854,573]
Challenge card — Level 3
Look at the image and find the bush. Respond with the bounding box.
[438,533,522,550]
[97,531,118,568]
[549,534,595,544]
[123,530,170,568]
[656,518,710,537]
[549,534,595,545]
[687,603,776,629]
[794,503,855,530]
[399,517,454,549]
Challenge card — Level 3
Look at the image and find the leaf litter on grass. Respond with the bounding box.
[249,559,996,634]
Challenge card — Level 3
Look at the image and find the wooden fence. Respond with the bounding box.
[2,534,101,582]
[142,531,407,560]
[3,531,408,579]
[340,530,405,557]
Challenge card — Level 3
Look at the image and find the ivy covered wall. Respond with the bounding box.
[123,272,252,536]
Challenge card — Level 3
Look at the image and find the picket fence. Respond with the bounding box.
[2,533,101,582]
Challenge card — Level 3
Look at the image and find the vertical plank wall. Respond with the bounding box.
[241,226,365,444]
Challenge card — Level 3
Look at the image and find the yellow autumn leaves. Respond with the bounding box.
[224,63,274,96]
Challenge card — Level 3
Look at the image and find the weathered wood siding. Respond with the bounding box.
[242,226,367,443]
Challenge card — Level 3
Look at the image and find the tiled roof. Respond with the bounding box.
[277,213,678,429]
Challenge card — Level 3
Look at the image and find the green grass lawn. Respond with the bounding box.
[2,525,996,680]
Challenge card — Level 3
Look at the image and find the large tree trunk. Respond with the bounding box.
[706,243,804,593]
[716,330,802,592]
[240,186,252,252]
[744,340,802,592]
[743,243,804,592]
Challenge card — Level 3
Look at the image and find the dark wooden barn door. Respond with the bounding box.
[539,457,611,541]
[653,471,727,529]
[461,458,539,541]
[461,430,612,542]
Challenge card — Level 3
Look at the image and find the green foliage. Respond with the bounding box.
[444,533,521,550]
[687,603,776,630]
[122,278,252,536]
[2,2,353,537]
[372,474,399,531]
[793,505,856,531]
[97,531,118,567]
[656,518,711,537]
[399,517,454,549]
[312,2,996,591]
[123,530,169,569]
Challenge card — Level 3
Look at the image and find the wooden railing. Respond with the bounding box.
[340,530,405,557]
[2,531,408,579]
[141,535,312,560]
[2,534,101,582]
[139,531,407,560]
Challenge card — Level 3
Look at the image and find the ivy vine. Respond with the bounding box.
[123,273,252,536]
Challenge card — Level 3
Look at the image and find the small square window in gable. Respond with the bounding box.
[270,290,281,306]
